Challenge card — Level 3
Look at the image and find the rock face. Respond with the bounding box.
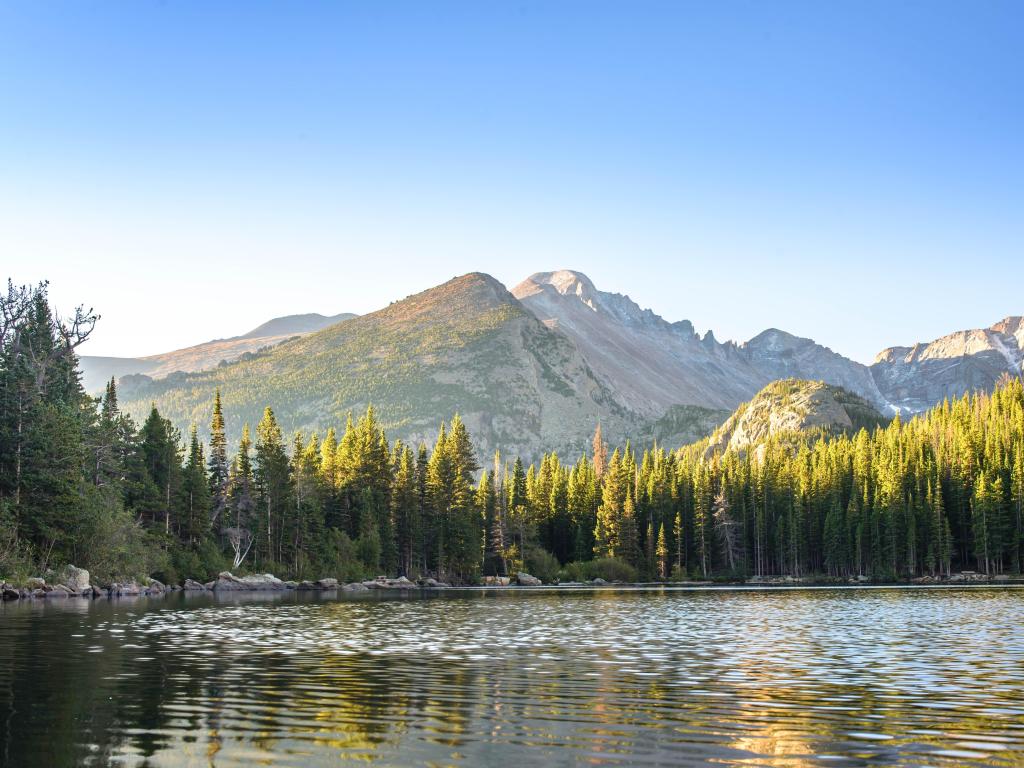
[513,271,893,419]
[870,317,1024,414]
[213,572,286,591]
[705,379,885,456]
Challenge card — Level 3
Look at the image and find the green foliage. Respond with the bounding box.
[6,281,1024,589]
[524,546,560,583]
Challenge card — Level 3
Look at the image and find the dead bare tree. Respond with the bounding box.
[225,526,254,568]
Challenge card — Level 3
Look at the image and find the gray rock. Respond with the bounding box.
[26,577,45,590]
[147,580,165,594]
[591,577,608,585]
[61,565,90,592]
[213,572,286,591]
[31,588,46,598]
[516,572,542,586]
[284,580,299,589]
[342,582,369,592]
[183,579,207,591]
[296,580,317,590]
[315,578,338,589]
[45,585,72,598]
[2,586,20,601]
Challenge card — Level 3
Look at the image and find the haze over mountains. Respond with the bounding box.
[79,312,356,393]
[93,269,1023,459]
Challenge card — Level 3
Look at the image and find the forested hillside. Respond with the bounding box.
[3,281,1023,586]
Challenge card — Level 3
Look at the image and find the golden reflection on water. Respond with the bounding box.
[3,587,1024,766]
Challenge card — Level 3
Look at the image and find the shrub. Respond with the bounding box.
[559,560,591,583]
[558,557,638,583]
[589,557,638,583]
[524,546,560,584]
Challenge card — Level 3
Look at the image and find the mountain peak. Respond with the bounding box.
[522,270,597,297]
[705,379,886,457]
[512,270,660,327]
[239,312,356,340]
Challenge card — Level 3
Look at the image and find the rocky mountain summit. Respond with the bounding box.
[108,269,1020,460]
[513,270,890,416]
[870,316,1024,413]
[703,379,886,456]
[118,273,634,461]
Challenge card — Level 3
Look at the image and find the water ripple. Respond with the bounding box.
[2,587,1024,766]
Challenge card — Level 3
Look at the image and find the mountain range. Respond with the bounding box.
[79,312,356,393]
[92,269,1022,459]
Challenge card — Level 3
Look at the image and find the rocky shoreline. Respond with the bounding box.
[4,567,1019,602]
[0,568,551,601]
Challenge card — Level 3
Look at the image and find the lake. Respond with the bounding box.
[2,586,1024,766]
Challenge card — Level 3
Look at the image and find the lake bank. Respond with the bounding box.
[5,565,1024,602]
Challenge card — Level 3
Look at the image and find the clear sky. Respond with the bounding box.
[1,1,1021,363]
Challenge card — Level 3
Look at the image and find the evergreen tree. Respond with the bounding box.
[207,388,229,523]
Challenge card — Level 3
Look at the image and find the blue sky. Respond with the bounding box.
[1,1,1021,363]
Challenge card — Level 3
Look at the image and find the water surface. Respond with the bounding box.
[2,586,1024,766]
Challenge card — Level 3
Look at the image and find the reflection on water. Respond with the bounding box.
[2,587,1024,766]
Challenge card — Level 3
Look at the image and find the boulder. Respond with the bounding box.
[183,579,207,591]
[114,582,142,596]
[361,580,383,589]
[284,581,298,589]
[296,580,317,590]
[2,586,20,601]
[420,577,440,588]
[31,588,46,598]
[386,576,415,589]
[516,572,542,586]
[61,565,90,592]
[26,577,45,590]
[342,582,369,592]
[90,586,104,598]
[591,577,608,585]
[45,584,73,598]
[213,572,286,591]
[147,580,165,594]
[315,578,338,589]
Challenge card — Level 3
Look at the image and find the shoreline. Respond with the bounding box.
[5,569,1024,602]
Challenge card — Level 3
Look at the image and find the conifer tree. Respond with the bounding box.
[207,388,229,523]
